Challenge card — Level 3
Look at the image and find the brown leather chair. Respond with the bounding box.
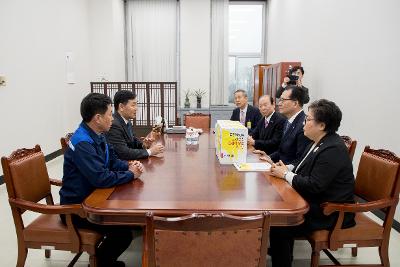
[184,113,211,130]
[60,132,73,154]
[1,145,102,267]
[306,146,400,267]
[145,212,271,267]
[340,135,357,161]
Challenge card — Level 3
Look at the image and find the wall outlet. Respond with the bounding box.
[0,76,6,86]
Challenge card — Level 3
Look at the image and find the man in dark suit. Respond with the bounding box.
[247,95,286,155]
[257,86,311,165]
[230,89,262,135]
[106,90,164,160]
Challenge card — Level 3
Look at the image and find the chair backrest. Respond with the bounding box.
[1,145,51,205]
[146,212,271,267]
[355,146,400,205]
[340,135,357,161]
[60,133,73,154]
[184,113,211,130]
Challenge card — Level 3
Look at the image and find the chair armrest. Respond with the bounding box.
[321,198,396,216]
[49,178,63,186]
[9,198,85,217]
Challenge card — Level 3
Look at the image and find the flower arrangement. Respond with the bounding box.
[193,89,206,108]
[193,89,206,99]
[184,89,192,98]
[184,89,192,108]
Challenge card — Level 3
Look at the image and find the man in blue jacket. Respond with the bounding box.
[60,93,144,267]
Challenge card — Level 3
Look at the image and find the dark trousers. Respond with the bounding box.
[61,214,133,266]
[269,224,312,267]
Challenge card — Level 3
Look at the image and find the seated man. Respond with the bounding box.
[256,86,311,165]
[60,93,144,267]
[268,99,356,267]
[106,90,164,160]
[276,65,310,100]
[230,89,262,135]
[247,95,286,155]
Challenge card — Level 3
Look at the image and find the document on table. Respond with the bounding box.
[234,162,271,172]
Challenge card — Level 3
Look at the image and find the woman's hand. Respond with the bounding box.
[270,160,289,179]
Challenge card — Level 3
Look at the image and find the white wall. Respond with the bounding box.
[89,0,126,82]
[0,0,126,176]
[180,0,211,108]
[266,0,400,221]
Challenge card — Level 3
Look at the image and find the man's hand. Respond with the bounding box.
[151,129,162,138]
[149,144,165,156]
[247,136,255,146]
[141,136,155,148]
[283,77,290,86]
[129,160,144,178]
[260,155,273,164]
[296,78,303,87]
[253,150,273,164]
[253,149,267,156]
[270,160,289,179]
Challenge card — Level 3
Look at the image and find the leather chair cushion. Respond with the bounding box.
[309,213,383,243]
[10,152,51,203]
[154,228,262,267]
[355,153,399,201]
[24,214,102,245]
[185,115,210,130]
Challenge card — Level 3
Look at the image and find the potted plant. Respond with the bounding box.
[193,89,206,108]
[183,89,192,108]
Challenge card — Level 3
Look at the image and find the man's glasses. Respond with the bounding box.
[279,98,293,102]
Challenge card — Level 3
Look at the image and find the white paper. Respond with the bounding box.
[234,162,271,172]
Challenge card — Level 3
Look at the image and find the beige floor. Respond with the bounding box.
[1,156,399,267]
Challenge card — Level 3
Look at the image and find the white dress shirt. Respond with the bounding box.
[284,143,317,185]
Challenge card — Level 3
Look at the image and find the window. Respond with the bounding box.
[228,3,264,104]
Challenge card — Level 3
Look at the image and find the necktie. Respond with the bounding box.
[126,121,134,139]
[240,110,245,125]
[264,118,269,128]
[283,121,291,135]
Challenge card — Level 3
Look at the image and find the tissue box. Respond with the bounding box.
[215,120,248,164]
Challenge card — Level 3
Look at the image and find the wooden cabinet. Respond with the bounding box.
[253,64,270,107]
[253,62,301,106]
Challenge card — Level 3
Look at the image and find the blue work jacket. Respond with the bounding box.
[60,122,134,205]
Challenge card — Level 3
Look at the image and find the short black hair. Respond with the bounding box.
[234,89,247,97]
[286,85,310,106]
[308,99,342,134]
[114,90,137,111]
[291,66,304,75]
[80,93,112,123]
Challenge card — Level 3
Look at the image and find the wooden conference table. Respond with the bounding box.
[83,131,309,226]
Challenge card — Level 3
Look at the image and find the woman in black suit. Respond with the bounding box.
[268,99,356,267]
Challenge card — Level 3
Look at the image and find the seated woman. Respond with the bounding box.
[267,99,356,267]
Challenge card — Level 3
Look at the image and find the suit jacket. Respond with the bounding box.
[292,133,356,231]
[230,104,262,135]
[269,110,311,165]
[251,112,286,155]
[105,113,149,160]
